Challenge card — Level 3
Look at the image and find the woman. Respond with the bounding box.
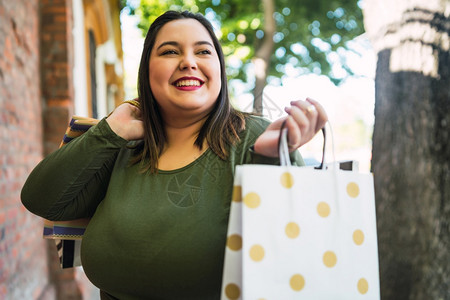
[21,10,327,299]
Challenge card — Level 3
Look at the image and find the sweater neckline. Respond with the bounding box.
[156,148,213,174]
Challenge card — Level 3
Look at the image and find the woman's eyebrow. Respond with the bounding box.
[195,41,213,47]
[156,40,213,50]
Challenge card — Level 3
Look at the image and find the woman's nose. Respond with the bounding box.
[179,54,197,70]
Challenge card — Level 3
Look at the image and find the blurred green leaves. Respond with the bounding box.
[124,0,364,89]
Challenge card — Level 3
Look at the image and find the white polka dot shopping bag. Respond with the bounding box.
[221,127,380,300]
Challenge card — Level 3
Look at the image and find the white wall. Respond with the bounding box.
[72,0,88,117]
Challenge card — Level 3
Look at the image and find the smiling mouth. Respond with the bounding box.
[174,79,203,87]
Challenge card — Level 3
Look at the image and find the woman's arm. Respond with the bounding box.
[21,119,128,221]
[234,116,304,167]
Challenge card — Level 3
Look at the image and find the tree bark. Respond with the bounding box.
[363,1,450,299]
[252,0,275,115]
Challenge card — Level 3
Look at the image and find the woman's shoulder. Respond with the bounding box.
[243,114,272,135]
[232,114,271,149]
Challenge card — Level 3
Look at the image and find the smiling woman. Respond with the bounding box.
[131,11,248,174]
[21,10,327,300]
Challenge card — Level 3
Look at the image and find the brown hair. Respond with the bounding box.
[133,10,246,173]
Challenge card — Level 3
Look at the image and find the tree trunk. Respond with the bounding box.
[252,0,275,115]
[363,1,450,299]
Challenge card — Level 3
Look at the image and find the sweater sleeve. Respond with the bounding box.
[238,116,305,167]
[21,118,129,221]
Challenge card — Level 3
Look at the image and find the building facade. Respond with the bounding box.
[0,0,125,298]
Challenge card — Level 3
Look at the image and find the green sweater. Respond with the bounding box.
[21,116,303,300]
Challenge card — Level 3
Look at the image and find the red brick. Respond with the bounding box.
[0,211,5,224]
[0,284,6,298]
[3,37,14,62]
[42,6,67,14]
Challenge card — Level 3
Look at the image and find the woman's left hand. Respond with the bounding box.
[254,98,328,157]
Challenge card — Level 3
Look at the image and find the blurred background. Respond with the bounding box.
[0,0,448,299]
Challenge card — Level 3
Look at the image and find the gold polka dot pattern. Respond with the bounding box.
[317,201,330,217]
[243,192,261,209]
[357,278,369,294]
[285,222,300,239]
[290,274,305,291]
[353,229,365,245]
[227,234,242,251]
[249,244,265,262]
[224,283,240,299]
[222,169,378,299]
[347,182,360,198]
[280,172,294,189]
[323,251,337,268]
[232,186,242,202]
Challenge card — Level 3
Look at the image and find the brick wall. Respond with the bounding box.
[40,0,75,156]
[0,0,100,299]
[0,0,52,299]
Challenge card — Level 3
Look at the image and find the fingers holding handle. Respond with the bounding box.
[106,99,144,141]
[305,97,328,132]
[284,97,328,148]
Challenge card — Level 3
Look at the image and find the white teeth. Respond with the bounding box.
[175,80,201,87]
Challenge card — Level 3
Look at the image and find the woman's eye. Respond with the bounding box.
[198,49,212,55]
[161,50,177,55]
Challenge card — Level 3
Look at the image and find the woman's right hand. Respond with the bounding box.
[106,102,144,141]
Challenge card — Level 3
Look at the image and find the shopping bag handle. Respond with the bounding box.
[278,120,327,169]
[278,120,359,171]
[315,128,326,170]
[278,122,291,167]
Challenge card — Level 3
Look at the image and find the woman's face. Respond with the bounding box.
[149,19,221,121]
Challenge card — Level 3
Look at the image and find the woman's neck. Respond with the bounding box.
[158,116,209,171]
[163,115,207,148]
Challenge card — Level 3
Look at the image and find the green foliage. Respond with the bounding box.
[124,0,364,88]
